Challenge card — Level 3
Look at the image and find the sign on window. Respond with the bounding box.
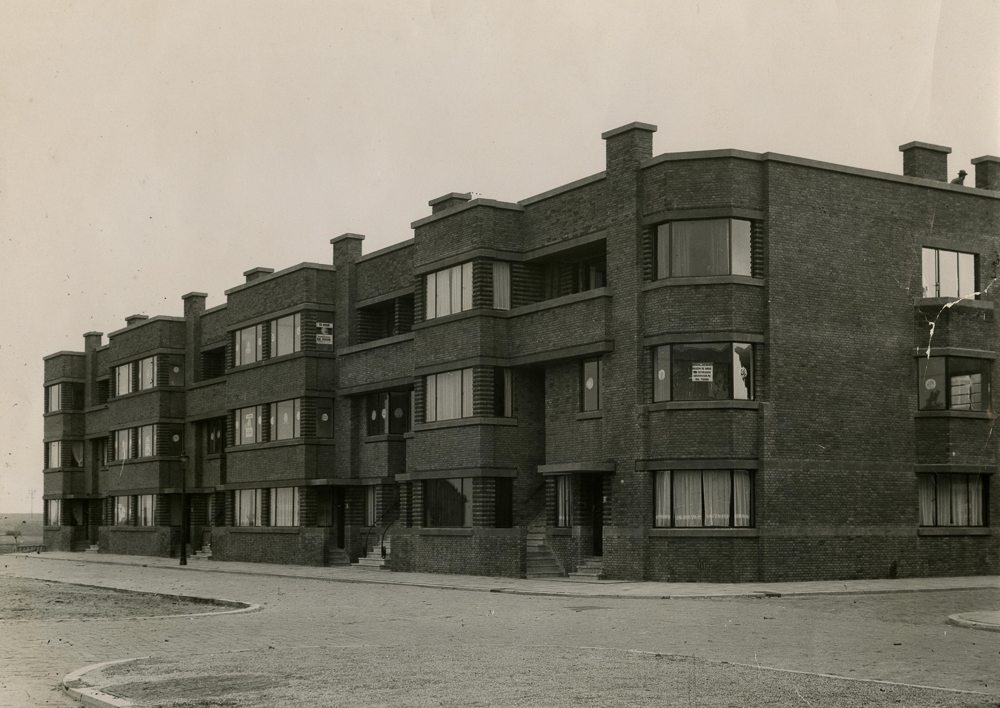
[691,364,713,382]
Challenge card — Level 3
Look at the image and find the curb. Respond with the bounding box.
[947,613,1000,633]
[63,657,147,707]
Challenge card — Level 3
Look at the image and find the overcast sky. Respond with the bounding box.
[1,1,998,513]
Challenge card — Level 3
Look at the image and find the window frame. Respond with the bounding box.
[425,368,474,423]
[918,473,987,527]
[653,469,754,528]
[269,487,300,527]
[917,356,990,412]
[424,262,474,320]
[653,343,754,402]
[581,359,601,412]
[269,313,302,358]
[114,362,134,396]
[138,356,156,391]
[46,498,61,526]
[424,477,473,528]
[114,495,132,526]
[138,424,156,458]
[555,475,572,527]
[234,488,262,527]
[921,247,976,299]
[271,399,301,441]
[234,405,264,446]
[233,324,264,367]
[655,218,753,280]
[206,418,226,454]
[112,428,134,461]
[46,440,61,469]
[137,494,155,527]
[494,368,513,417]
[316,399,334,438]
[46,384,61,413]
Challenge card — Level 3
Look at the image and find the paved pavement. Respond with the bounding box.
[1,551,998,707]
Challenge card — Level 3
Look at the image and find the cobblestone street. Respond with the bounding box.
[2,555,998,706]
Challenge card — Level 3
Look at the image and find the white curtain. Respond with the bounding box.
[654,471,671,527]
[936,475,953,526]
[71,442,84,467]
[270,488,299,526]
[493,262,511,309]
[949,475,968,526]
[733,471,752,527]
[425,272,437,319]
[462,262,473,311]
[703,471,731,526]
[116,496,130,525]
[918,475,936,525]
[673,471,702,527]
[426,374,437,422]
[969,476,983,526]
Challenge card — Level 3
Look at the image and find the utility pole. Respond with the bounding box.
[179,456,188,565]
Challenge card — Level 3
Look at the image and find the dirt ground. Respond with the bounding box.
[0,575,235,621]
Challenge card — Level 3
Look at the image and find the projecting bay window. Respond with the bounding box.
[425,262,473,320]
[918,474,986,527]
[918,357,990,411]
[46,499,61,526]
[234,489,262,527]
[656,219,752,279]
[424,478,472,528]
[137,495,155,527]
[922,247,976,299]
[234,405,264,445]
[269,487,300,526]
[269,313,302,358]
[271,399,300,440]
[555,475,572,527]
[425,368,473,422]
[233,324,264,366]
[654,470,753,528]
[653,343,754,402]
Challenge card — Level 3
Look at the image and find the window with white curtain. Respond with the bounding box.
[46,384,61,412]
[139,424,155,457]
[113,429,134,461]
[425,262,473,319]
[137,495,155,526]
[653,470,752,528]
[234,489,262,527]
[656,219,752,279]
[492,261,511,310]
[46,441,60,469]
[114,362,134,396]
[138,356,156,390]
[425,368,473,422]
[918,474,985,527]
[269,487,299,526]
[114,496,132,525]
[46,499,61,526]
[555,475,572,527]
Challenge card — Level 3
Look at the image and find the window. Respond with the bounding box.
[206,418,226,454]
[654,470,753,528]
[114,496,131,525]
[918,357,990,411]
[424,478,472,527]
[581,359,601,411]
[137,495,155,527]
[114,362,133,396]
[364,486,376,527]
[113,429,134,460]
[166,356,184,387]
[97,438,108,466]
[919,474,986,526]
[922,247,976,299]
[656,219,752,279]
[138,356,156,390]
[269,487,299,526]
[234,405,264,445]
[46,384,61,413]
[542,255,607,299]
[139,424,156,458]
[654,343,754,402]
[425,369,473,422]
[367,392,410,435]
[270,314,301,358]
[46,441,60,469]
[316,399,334,438]
[271,399,300,440]
[234,489,262,526]
[555,475,572,527]
[494,368,513,417]
[201,347,226,380]
[493,262,511,310]
[46,499,61,526]
[234,324,264,366]
[69,442,83,468]
[97,379,110,404]
[495,478,514,528]
[425,262,473,319]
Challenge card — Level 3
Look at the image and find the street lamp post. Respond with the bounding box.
[179,455,188,566]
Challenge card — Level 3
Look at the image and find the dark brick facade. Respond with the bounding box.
[43,123,999,581]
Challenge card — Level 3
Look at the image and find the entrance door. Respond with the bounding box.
[584,476,603,557]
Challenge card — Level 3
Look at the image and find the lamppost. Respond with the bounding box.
[179,455,188,566]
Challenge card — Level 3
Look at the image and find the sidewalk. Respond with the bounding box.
[20,550,1000,602]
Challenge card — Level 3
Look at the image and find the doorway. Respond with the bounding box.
[583,476,603,557]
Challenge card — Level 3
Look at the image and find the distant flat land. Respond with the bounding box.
[1,513,47,548]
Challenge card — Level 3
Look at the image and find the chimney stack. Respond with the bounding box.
[971,155,1000,191]
[429,193,472,214]
[899,141,951,182]
[243,267,274,283]
[125,314,148,327]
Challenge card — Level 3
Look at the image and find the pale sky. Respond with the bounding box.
[1,0,998,512]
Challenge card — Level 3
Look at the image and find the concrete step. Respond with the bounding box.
[354,555,391,569]
[83,544,100,553]
[526,572,566,579]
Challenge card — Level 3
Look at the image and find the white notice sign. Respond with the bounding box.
[691,363,713,382]
[316,334,333,345]
[316,322,333,329]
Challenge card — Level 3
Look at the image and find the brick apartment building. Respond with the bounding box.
[42,122,999,582]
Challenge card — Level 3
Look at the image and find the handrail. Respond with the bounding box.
[362,499,399,558]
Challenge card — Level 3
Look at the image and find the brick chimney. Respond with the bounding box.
[602,122,657,176]
[971,155,1000,191]
[429,193,472,214]
[125,314,148,327]
[243,267,274,283]
[899,141,951,182]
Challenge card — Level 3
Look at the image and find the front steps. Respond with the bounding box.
[525,524,565,579]
[353,538,391,570]
[568,556,605,581]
